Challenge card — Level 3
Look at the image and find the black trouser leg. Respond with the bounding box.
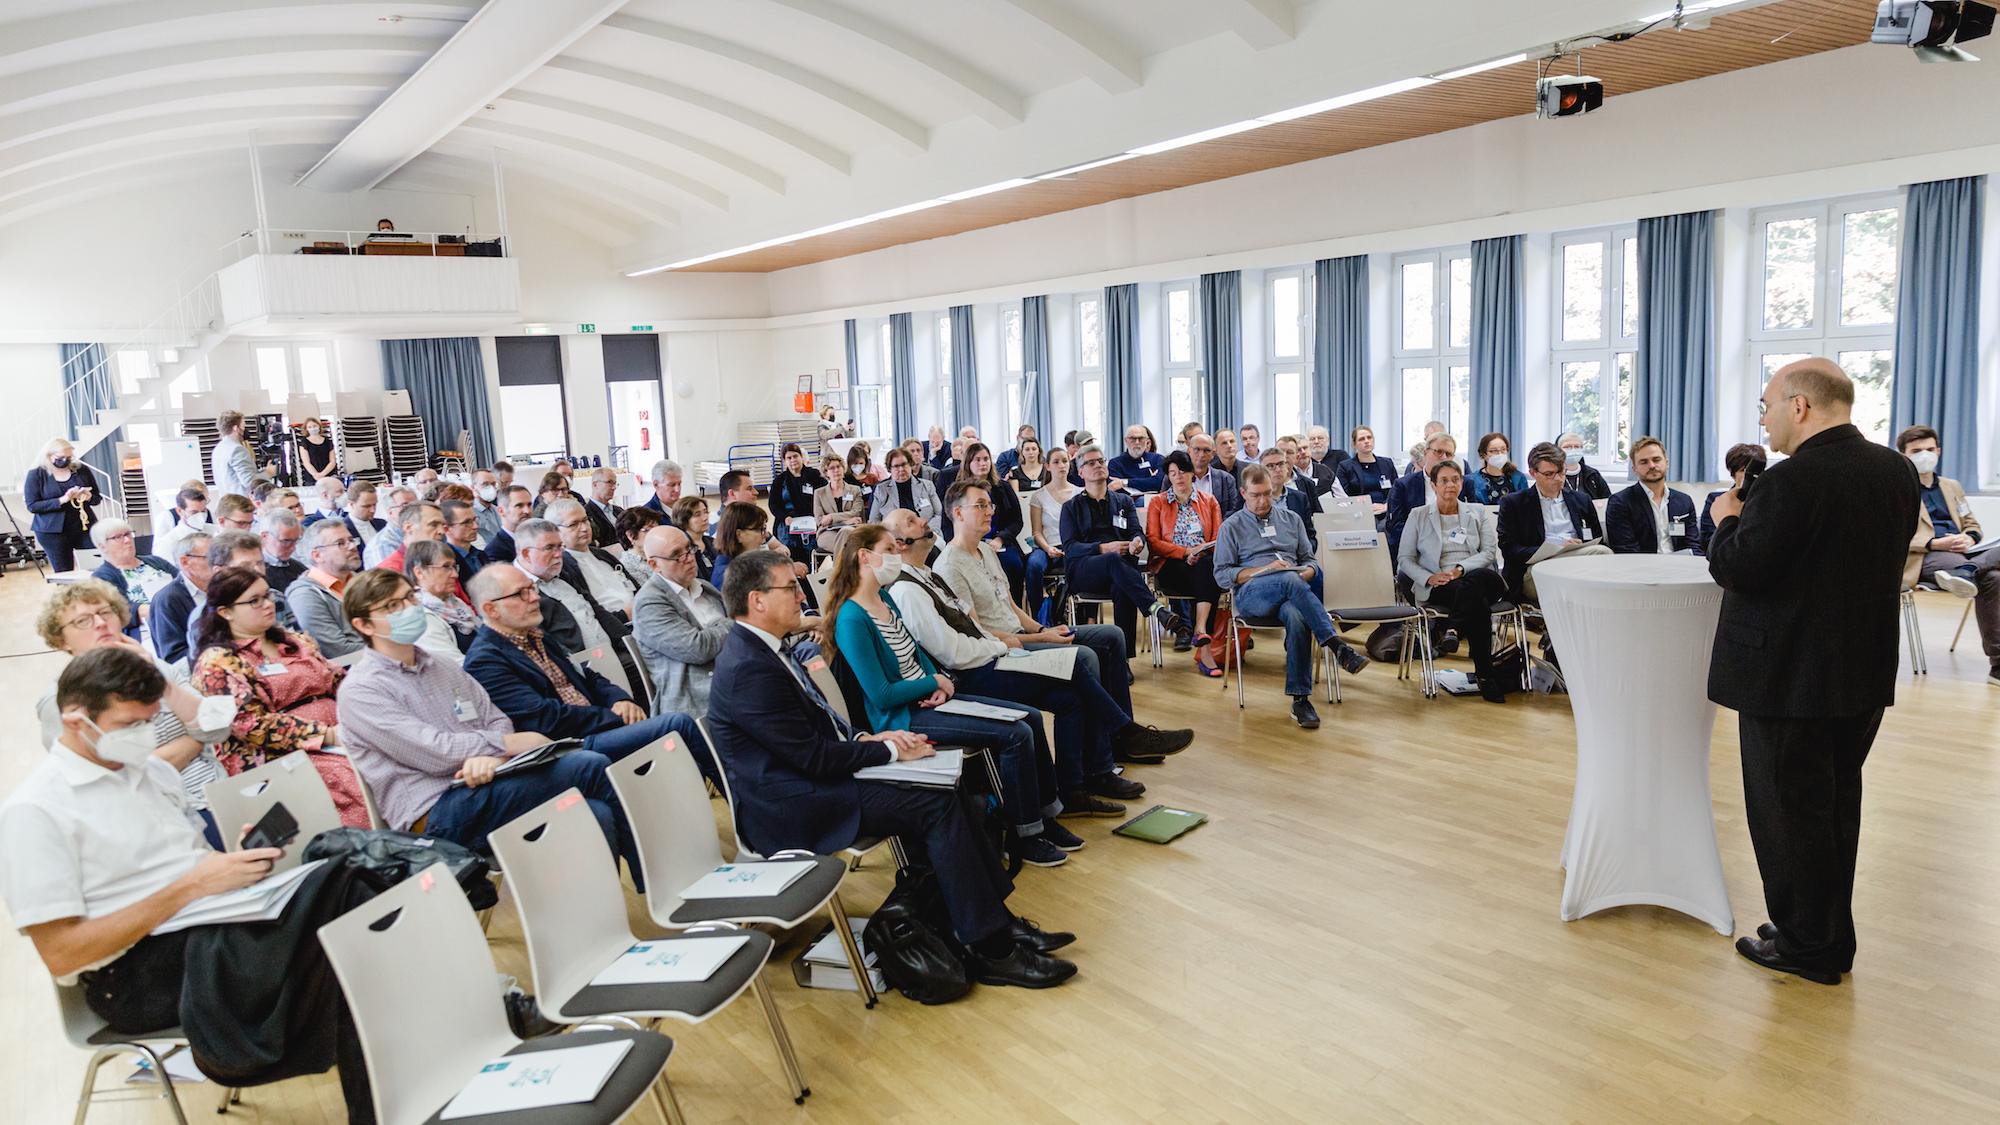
[855,781,1013,944]
[1437,568,1506,675]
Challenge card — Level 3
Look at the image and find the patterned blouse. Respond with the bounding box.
[1169,495,1206,549]
[193,630,344,772]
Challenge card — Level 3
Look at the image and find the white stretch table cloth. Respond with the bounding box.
[1535,554,1733,935]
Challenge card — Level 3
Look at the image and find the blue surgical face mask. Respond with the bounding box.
[1563,449,1584,468]
[387,603,428,644]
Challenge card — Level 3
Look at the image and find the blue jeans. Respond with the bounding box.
[1066,550,1158,647]
[905,695,1056,834]
[582,711,717,784]
[1023,548,1053,622]
[956,655,1123,791]
[991,542,1026,602]
[424,750,644,890]
[1234,571,1336,697]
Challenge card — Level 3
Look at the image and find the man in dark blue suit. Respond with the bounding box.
[462,563,711,775]
[1386,432,1459,560]
[1259,449,1323,552]
[1605,436,1704,556]
[705,549,1078,989]
[1495,443,1610,601]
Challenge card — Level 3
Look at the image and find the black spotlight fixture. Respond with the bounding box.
[1872,0,1995,62]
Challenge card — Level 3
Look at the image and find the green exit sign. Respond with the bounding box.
[578,323,596,333]
[630,324,654,332]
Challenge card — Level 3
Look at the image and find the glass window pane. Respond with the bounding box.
[1562,242,1605,342]
[937,316,952,376]
[1081,379,1104,440]
[1448,257,1472,350]
[115,349,150,396]
[1620,238,1639,340]
[1447,366,1470,447]
[1561,360,1603,455]
[168,364,203,409]
[1005,310,1024,373]
[1005,382,1022,435]
[1169,375,1199,434]
[1836,349,1894,444]
[1759,352,1811,380]
[254,346,289,406]
[295,345,331,406]
[124,422,160,448]
[879,322,893,382]
[498,384,567,460]
[606,379,665,462]
[1274,370,1303,436]
[1078,299,1102,370]
[1167,288,1193,365]
[1401,262,1434,351]
[1762,216,1818,331]
[1840,208,1900,327]
[1272,275,1301,359]
[1614,352,1635,463]
[1400,366,1434,456]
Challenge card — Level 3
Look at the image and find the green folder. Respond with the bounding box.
[1112,804,1208,844]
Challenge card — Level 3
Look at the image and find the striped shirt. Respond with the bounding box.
[877,611,924,680]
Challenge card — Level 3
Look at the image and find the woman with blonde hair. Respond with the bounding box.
[24,437,101,572]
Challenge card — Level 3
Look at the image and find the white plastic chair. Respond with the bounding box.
[617,731,881,1010]
[488,787,809,1104]
[572,643,634,700]
[202,752,342,872]
[1316,521,1427,702]
[56,981,238,1124]
[318,863,684,1125]
[619,633,657,706]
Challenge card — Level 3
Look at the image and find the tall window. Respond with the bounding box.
[935,313,954,430]
[855,320,896,439]
[1002,306,1024,438]
[250,342,336,414]
[1551,227,1638,468]
[1268,268,1309,437]
[1391,249,1471,456]
[602,334,665,465]
[495,335,568,460]
[1749,194,1902,443]
[1075,294,1104,440]
[1162,281,1200,436]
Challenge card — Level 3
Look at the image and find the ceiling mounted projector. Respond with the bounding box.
[1537,75,1604,117]
[1872,0,1995,62]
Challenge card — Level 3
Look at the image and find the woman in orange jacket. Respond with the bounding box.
[1146,451,1226,676]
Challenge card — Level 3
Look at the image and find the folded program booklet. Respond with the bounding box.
[1112,805,1208,844]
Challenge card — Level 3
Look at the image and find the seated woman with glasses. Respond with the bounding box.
[192,564,369,826]
[1145,451,1225,677]
[814,450,867,562]
[823,525,1069,867]
[86,518,178,639]
[671,494,719,581]
[1396,460,1510,704]
[403,539,479,663]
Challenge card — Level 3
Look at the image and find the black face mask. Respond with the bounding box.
[51,456,71,469]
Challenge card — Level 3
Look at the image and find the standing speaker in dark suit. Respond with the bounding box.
[1707,359,1920,985]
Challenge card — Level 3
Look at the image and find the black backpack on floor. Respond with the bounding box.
[863,866,971,1005]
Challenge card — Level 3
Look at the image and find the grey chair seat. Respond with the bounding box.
[421,1029,672,1125]
[85,1023,188,1047]
[561,932,773,1023]
[1328,605,1421,622]
[667,855,847,926]
[844,835,885,856]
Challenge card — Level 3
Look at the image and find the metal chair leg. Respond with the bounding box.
[134,1045,191,1125]
[73,1048,114,1125]
[1950,599,1973,653]
[824,892,877,1009]
[751,976,810,1104]
[217,1086,241,1114]
[1232,624,1245,707]
[651,1074,688,1125]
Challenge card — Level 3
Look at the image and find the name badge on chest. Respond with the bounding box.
[258,661,288,676]
[1112,513,1127,530]
[1260,523,1278,539]
[1446,526,1467,544]
[452,699,478,722]
[1669,517,1688,536]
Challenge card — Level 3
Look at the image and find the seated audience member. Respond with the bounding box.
[1897,425,1996,683]
[531,469,571,518]
[716,468,758,511]
[583,467,623,549]
[263,488,305,522]
[1186,432,1243,517]
[484,483,532,564]
[550,458,574,483]
[770,443,826,564]
[149,528,212,666]
[1106,424,1166,494]
[1261,447,1324,551]
[1402,420,1448,476]
[1387,432,1459,560]
[1397,461,1511,703]
[35,582,234,845]
[470,468,502,542]
[1213,428,1244,482]
[826,526,1069,867]
[1308,425,1348,471]
[673,495,720,580]
[1282,435,1336,497]
[1023,446,1076,622]
[996,424,1037,477]
[510,517,629,661]
[1005,437,1050,496]
[886,506,1161,820]
[547,498,640,616]
[153,487,213,564]
[284,518,365,659]
[212,492,256,534]
[303,476,347,528]
[438,498,485,587]
[712,501,775,597]
[1606,436,1704,556]
[1060,443,1190,647]
[813,451,868,561]
[87,518,176,639]
[614,505,663,585]
[493,460,516,491]
[1467,433,1530,506]
[928,495,1189,776]
[1239,423,1265,466]
[1496,442,1611,602]
[1216,466,1370,730]
[1701,443,1768,546]
[1334,425,1398,522]
[870,446,944,533]
[1556,432,1613,500]
[405,539,481,661]
[706,549,1077,985]
[410,467,441,492]
[191,565,368,827]
[641,459,684,515]
[847,445,881,489]
[256,509,307,611]
[377,500,441,576]
[944,442,1027,598]
[901,438,941,486]
[631,525,730,724]
[1146,452,1225,676]
[1,647,375,1118]
[362,485,416,567]
[194,530,269,667]
[462,563,707,764]
[343,481,384,549]
[924,424,952,469]
[335,569,641,876]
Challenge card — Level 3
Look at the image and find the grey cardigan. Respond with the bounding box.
[284,575,365,658]
[868,478,943,534]
[630,572,731,717]
[1395,503,1499,604]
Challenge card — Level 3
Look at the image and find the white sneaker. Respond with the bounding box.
[1935,571,1978,599]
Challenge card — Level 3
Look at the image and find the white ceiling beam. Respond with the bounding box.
[382,164,640,245]
[2,106,360,182]
[423,148,683,232]
[0,128,339,213]
[0,0,474,62]
[991,0,1144,93]
[0,75,387,153]
[762,0,1024,128]
[1219,0,1297,50]
[299,0,630,192]
[599,13,930,151]
[495,90,788,195]
[539,57,852,175]
[0,35,432,111]
[444,123,725,215]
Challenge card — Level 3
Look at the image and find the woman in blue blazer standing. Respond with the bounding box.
[823,524,1075,867]
[24,437,102,572]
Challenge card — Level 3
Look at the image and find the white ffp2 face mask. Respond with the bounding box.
[1909,450,1940,475]
[190,694,239,743]
[83,715,157,766]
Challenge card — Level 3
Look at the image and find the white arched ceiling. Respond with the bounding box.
[1,0,1752,265]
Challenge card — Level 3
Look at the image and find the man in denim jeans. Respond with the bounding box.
[1213,465,1368,730]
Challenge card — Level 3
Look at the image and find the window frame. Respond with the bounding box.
[1390,248,1472,455]
[1550,226,1638,471]
[1002,305,1025,438]
[1075,294,1103,374]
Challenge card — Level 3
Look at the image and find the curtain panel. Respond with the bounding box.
[1021,296,1053,441]
[889,312,917,443]
[1103,284,1141,439]
[1635,210,1719,476]
[1199,271,1243,430]
[948,305,980,434]
[1892,175,1984,479]
[1311,256,1369,445]
[381,337,495,467]
[1468,235,1527,448]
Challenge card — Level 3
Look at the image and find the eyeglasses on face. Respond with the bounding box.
[649,546,693,563]
[227,591,275,609]
[489,586,539,605]
[62,606,122,630]
[104,530,135,544]
[755,583,805,599]
[370,591,420,615]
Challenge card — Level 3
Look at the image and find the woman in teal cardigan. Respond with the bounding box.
[822,524,1074,867]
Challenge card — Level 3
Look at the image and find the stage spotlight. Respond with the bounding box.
[1872,1,1994,62]
[1537,75,1604,118]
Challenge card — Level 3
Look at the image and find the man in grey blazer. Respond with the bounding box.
[630,524,731,722]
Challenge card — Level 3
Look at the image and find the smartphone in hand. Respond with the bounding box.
[241,801,300,851]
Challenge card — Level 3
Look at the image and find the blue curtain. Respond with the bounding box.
[843,318,859,423]
[1468,235,1526,447]
[889,312,917,442]
[381,337,495,467]
[1103,284,1140,439]
[59,342,122,502]
[948,305,980,434]
[1893,175,1984,477]
[1311,256,1369,444]
[1635,211,1719,476]
[1199,271,1243,429]
[1021,296,1053,440]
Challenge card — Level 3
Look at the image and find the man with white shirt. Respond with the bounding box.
[1186,432,1242,516]
[1496,442,1611,602]
[546,498,641,617]
[154,487,212,564]
[511,517,628,664]
[1606,436,1704,556]
[471,468,503,542]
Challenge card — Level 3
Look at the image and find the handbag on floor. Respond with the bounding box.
[863,866,971,1005]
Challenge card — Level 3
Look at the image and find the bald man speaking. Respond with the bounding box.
[1706,357,1919,987]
